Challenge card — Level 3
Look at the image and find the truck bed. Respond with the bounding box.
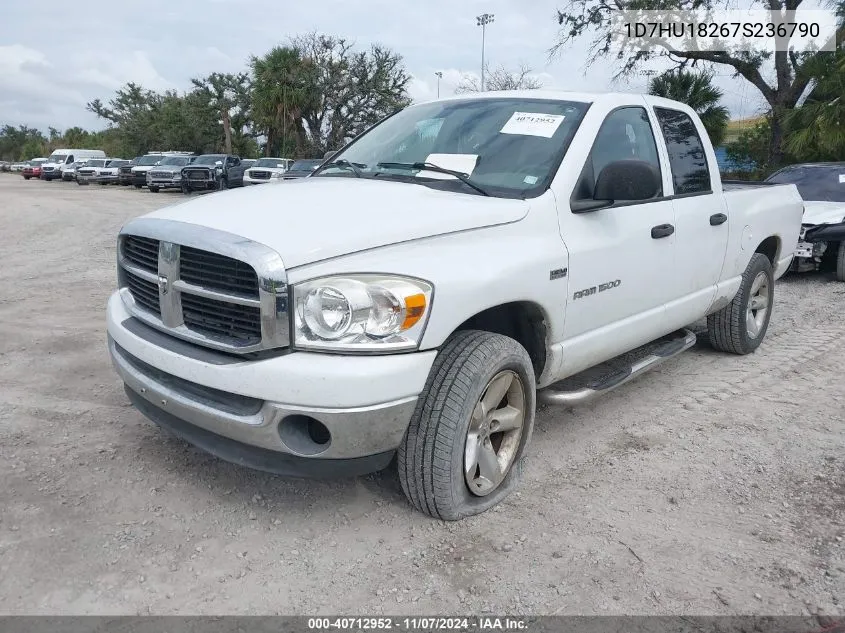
[722,180,777,192]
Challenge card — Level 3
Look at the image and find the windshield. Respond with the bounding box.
[137,155,163,166]
[766,164,845,203]
[290,160,322,171]
[317,98,589,198]
[86,160,106,167]
[160,156,190,166]
[255,158,288,168]
[48,153,69,164]
[194,155,226,165]
[108,160,129,167]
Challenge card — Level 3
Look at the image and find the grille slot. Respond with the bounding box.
[181,294,261,344]
[123,235,160,273]
[125,270,160,315]
[180,246,259,298]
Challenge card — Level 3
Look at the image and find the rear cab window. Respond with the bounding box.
[653,107,712,195]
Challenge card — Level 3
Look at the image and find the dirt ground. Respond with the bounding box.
[0,174,843,616]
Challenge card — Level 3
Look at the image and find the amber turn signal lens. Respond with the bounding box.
[401,293,427,330]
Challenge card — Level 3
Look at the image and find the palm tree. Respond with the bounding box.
[250,46,311,157]
[784,52,845,162]
[648,70,730,146]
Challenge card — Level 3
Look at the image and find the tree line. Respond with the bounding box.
[0,32,412,162]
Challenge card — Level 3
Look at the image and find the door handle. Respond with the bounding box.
[651,224,675,239]
[710,213,728,226]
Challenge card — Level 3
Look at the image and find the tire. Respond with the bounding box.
[398,330,536,520]
[149,186,159,193]
[835,242,845,282]
[707,253,774,355]
[23,176,30,180]
[134,184,142,189]
[218,177,228,191]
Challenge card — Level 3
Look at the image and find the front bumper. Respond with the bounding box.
[106,292,436,476]
[147,177,182,189]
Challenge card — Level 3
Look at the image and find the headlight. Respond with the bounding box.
[293,274,433,353]
[271,172,283,178]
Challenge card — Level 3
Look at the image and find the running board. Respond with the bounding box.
[539,328,697,406]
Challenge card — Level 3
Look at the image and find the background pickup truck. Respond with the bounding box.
[180,154,247,192]
[107,91,803,520]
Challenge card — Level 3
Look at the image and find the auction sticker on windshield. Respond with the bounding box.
[500,112,566,138]
[839,174,845,183]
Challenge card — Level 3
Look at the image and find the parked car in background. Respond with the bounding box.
[766,162,845,280]
[41,149,106,181]
[146,155,197,192]
[244,157,294,184]
[76,159,111,185]
[62,160,89,182]
[281,158,323,180]
[131,151,193,188]
[0,161,9,172]
[22,158,48,180]
[107,91,803,519]
[95,159,130,185]
[11,162,27,172]
[119,158,139,186]
[180,154,247,192]
[242,159,257,170]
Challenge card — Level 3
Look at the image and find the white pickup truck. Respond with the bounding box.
[107,91,803,520]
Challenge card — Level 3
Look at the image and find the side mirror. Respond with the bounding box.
[572,160,661,213]
[323,150,337,160]
[215,160,223,166]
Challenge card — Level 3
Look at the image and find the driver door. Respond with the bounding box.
[558,106,677,375]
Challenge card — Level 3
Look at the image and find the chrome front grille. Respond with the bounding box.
[149,171,173,179]
[179,246,258,297]
[117,219,289,354]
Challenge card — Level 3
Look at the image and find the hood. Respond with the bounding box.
[138,177,529,268]
[802,201,845,226]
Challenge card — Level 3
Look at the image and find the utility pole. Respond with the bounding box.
[435,71,443,98]
[476,13,494,91]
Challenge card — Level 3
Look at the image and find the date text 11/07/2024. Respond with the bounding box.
[307,617,529,630]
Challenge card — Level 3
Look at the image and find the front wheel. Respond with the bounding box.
[708,253,774,355]
[149,186,159,193]
[218,177,228,191]
[23,176,30,180]
[398,330,536,520]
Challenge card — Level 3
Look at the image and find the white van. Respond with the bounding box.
[41,149,106,181]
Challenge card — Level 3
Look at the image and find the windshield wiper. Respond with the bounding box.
[375,162,490,196]
[313,159,366,178]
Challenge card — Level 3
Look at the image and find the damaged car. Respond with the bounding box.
[766,162,845,280]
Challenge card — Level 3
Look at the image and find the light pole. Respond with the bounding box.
[435,71,443,98]
[476,13,494,91]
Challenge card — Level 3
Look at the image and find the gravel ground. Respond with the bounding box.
[1,174,843,616]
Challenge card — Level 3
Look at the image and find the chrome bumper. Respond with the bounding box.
[108,336,417,464]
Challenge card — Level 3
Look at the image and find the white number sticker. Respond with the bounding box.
[500,112,565,138]
[839,174,845,183]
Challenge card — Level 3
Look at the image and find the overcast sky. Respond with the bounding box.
[0,0,769,133]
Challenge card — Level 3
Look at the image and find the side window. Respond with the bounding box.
[67,155,74,164]
[654,107,711,195]
[574,107,662,201]
[227,156,239,166]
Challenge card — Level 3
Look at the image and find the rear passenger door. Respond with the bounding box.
[650,104,730,323]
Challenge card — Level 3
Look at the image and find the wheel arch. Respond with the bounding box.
[754,235,781,266]
[449,301,548,379]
